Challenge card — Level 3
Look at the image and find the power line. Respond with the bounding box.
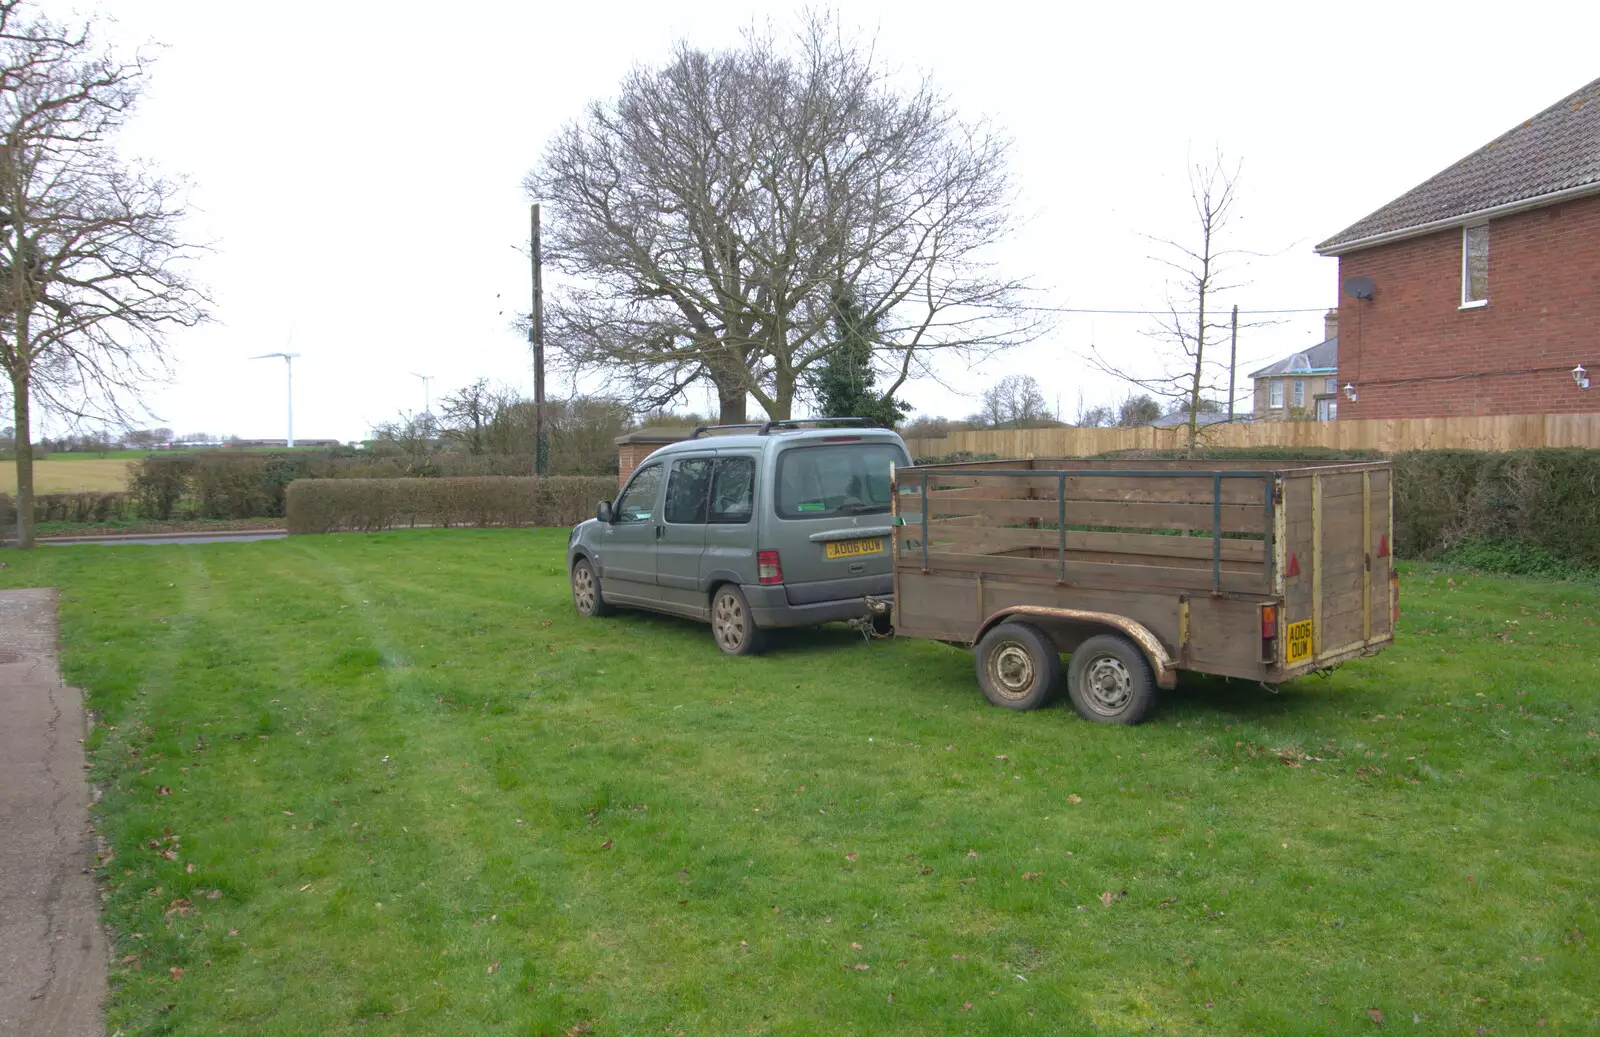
[1017,305,1330,315]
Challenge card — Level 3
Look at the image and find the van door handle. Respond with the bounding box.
[655,525,664,540]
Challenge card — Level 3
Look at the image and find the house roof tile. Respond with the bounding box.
[1249,336,1338,379]
[1317,75,1600,253]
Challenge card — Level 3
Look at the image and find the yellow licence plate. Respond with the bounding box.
[1286,620,1314,663]
[824,538,884,559]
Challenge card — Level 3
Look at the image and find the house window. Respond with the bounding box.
[1316,398,1337,421]
[1269,380,1283,408]
[1462,224,1489,306]
[1326,377,1337,395]
[1292,380,1305,408]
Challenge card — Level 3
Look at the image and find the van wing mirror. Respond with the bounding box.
[596,500,614,523]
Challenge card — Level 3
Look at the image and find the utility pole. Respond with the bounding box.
[1226,303,1239,422]
[530,203,547,476]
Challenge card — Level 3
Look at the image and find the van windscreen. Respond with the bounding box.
[775,443,906,519]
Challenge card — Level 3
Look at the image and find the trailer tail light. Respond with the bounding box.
[1260,603,1278,662]
[757,550,784,585]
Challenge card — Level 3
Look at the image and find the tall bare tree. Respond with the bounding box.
[1090,153,1259,456]
[525,14,1042,423]
[0,1,207,547]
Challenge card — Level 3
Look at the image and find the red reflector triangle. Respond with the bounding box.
[1285,552,1301,577]
[1377,533,1390,558]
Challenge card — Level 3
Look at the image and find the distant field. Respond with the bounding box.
[0,459,134,493]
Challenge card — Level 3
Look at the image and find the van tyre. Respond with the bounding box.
[974,622,1062,710]
[711,585,767,656]
[570,558,614,617]
[1067,634,1157,724]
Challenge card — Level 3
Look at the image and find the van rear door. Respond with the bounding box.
[771,439,908,603]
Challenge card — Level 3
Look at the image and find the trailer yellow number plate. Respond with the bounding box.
[1286,620,1314,663]
[825,538,884,559]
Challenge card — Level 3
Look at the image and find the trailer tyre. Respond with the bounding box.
[1067,634,1157,724]
[974,622,1062,711]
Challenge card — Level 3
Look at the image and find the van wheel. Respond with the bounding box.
[570,558,614,617]
[1067,634,1157,724]
[974,622,1061,710]
[711,585,767,656]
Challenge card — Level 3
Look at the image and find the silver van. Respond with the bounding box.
[567,419,911,654]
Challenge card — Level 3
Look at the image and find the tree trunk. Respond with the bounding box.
[716,383,748,425]
[11,364,34,549]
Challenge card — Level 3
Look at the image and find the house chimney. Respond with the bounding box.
[1324,308,1339,343]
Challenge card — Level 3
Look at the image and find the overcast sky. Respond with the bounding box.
[68,0,1600,441]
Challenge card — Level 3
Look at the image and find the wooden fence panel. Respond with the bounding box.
[903,412,1600,459]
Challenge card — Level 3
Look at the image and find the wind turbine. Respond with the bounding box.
[251,349,302,447]
[410,372,434,416]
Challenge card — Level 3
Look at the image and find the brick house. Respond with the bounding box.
[1314,75,1600,420]
[1251,311,1340,421]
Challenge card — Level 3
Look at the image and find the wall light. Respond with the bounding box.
[1343,383,1359,402]
[1574,365,1590,390]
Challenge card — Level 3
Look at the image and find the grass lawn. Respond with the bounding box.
[1,457,136,493]
[1,530,1595,1035]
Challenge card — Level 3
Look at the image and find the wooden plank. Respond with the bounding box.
[920,524,1265,563]
[915,549,1270,595]
[1312,474,1323,658]
[1362,471,1372,641]
[926,496,1267,533]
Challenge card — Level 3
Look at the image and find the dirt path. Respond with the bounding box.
[0,589,106,1037]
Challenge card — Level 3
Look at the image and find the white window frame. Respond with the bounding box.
[1269,380,1283,408]
[1292,380,1305,408]
[1461,223,1489,309]
[1325,377,1338,395]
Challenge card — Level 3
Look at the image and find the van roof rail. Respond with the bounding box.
[689,423,766,439]
[757,417,872,436]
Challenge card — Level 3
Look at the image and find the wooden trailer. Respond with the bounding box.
[886,458,1396,723]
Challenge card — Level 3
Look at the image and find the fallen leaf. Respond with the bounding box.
[204,889,221,900]
[487,961,500,974]
[1067,794,1082,804]
[846,852,857,862]
[967,849,980,858]
[962,1001,973,1011]
[169,967,184,980]
[157,786,171,797]
[184,862,195,874]
[952,953,966,960]
[1367,1007,1385,1025]
[845,963,870,971]
[1022,872,1040,881]
[299,883,313,892]
[920,866,934,874]
[227,928,239,936]
[851,942,862,950]
[1100,890,1114,906]
[601,840,613,849]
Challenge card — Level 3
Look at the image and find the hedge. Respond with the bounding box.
[284,476,616,534]
[1,491,130,526]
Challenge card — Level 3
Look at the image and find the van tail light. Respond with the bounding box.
[757,550,784,585]
[1260,603,1278,662]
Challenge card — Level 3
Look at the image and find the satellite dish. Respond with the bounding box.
[1344,276,1376,300]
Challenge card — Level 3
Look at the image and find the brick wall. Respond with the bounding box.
[1334,192,1600,419]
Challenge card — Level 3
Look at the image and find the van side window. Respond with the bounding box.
[615,463,664,523]
[664,459,713,524]
[708,457,755,524]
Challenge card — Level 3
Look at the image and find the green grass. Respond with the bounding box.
[1,530,1596,1035]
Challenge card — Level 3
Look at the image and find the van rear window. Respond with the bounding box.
[775,443,907,519]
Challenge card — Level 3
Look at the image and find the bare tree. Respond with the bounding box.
[526,14,1043,423]
[1089,153,1262,456]
[0,1,207,547]
[969,373,1052,429]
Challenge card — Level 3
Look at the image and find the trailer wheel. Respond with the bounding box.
[974,622,1062,711]
[1067,634,1157,724]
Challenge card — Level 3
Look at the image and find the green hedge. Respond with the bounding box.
[1390,449,1600,568]
[1,491,130,526]
[285,476,616,534]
